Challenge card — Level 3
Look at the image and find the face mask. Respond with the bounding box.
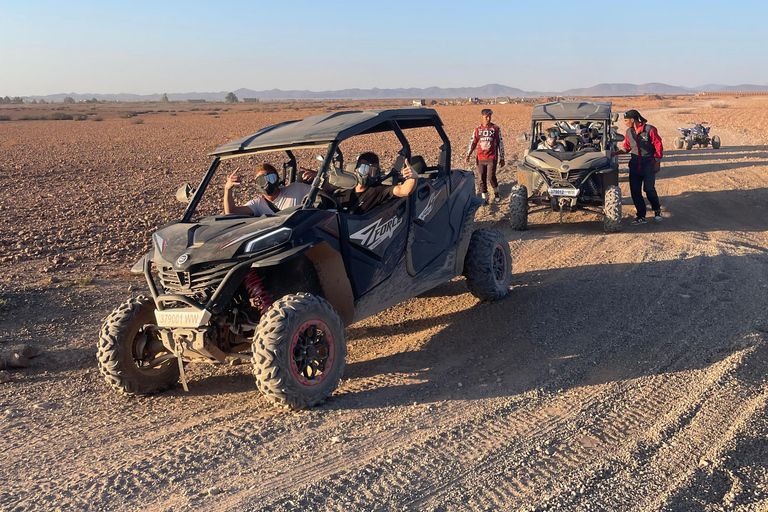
[355,163,378,187]
[255,173,279,195]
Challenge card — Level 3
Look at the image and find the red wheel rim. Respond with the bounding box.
[492,243,506,285]
[289,319,335,386]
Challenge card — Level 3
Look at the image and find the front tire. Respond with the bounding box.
[252,293,346,410]
[463,229,512,301]
[712,135,721,149]
[97,295,179,395]
[603,185,622,233]
[509,184,528,231]
[685,138,693,150]
[673,137,683,149]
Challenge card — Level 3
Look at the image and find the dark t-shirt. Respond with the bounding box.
[334,185,397,215]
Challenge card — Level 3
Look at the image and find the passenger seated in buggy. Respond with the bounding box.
[333,152,419,215]
[537,128,567,152]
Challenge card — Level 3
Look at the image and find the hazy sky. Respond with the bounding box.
[1,0,765,96]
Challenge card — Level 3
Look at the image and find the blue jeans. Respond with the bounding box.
[628,156,661,218]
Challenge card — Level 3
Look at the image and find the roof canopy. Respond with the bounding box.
[210,108,442,157]
[531,101,613,121]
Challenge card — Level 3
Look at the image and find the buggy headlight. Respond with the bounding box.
[244,228,292,254]
[524,155,543,168]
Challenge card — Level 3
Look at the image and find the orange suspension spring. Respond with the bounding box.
[244,269,272,314]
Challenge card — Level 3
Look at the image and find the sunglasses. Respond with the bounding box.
[548,132,558,138]
[255,173,279,187]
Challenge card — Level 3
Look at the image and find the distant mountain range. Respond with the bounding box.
[19,82,768,103]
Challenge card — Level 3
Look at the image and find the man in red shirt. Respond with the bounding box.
[612,109,663,224]
[465,108,505,203]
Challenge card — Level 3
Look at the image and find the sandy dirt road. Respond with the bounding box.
[1,99,767,511]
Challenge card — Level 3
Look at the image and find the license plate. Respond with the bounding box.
[549,187,580,197]
[155,308,211,328]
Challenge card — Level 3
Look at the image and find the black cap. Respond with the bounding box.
[624,109,647,123]
[481,108,493,116]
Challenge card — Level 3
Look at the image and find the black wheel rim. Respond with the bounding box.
[290,319,335,386]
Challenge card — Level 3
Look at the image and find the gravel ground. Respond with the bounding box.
[1,97,767,511]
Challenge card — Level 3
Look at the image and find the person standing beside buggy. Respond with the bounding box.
[613,109,663,224]
[465,108,505,203]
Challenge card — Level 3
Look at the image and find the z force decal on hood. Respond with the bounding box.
[350,214,403,250]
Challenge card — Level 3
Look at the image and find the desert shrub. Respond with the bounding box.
[170,113,177,116]
[119,111,138,118]
[676,109,692,115]
[19,115,42,121]
[62,275,95,287]
[92,117,103,122]
[131,118,144,124]
[0,115,10,121]
[73,114,87,121]
[49,113,73,120]
[712,101,730,109]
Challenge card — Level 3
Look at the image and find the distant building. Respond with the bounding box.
[412,99,425,107]
[187,99,206,103]
[243,98,261,103]
[467,97,479,104]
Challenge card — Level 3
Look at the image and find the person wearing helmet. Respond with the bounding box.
[612,109,664,224]
[537,128,566,152]
[465,108,506,203]
[223,163,311,216]
[334,152,418,215]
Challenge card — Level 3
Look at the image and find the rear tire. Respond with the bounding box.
[252,293,346,410]
[97,295,179,395]
[603,185,622,233]
[685,138,693,150]
[509,184,528,230]
[712,135,721,149]
[463,229,512,301]
[673,137,683,150]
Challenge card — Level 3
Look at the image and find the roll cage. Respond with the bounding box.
[180,108,451,223]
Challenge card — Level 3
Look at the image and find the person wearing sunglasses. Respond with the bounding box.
[223,163,311,216]
[334,152,419,215]
[537,128,566,152]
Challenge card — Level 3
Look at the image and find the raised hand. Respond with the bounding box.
[225,170,242,190]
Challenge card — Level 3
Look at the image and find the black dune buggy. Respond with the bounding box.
[97,108,513,410]
[511,101,625,233]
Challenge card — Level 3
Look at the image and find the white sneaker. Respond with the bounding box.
[654,211,662,221]
[481,193,488,204]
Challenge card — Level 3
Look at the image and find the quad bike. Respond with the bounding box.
[674,123,721,150]
[97,108,513,410]
[513,101,624,233]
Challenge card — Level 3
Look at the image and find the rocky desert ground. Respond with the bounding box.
[1,96,768,512]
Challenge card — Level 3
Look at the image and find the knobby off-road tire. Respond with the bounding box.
[603,185,622,233]
[509,184,528,231]
[252,293,346,410]
[673,137,684,150]
[712,135,721,149]
[463,229,513,301]
[97,295,179,395]
[685,138,693,150]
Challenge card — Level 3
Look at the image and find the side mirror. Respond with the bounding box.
[611,113,619,123]
[175,183,194,203]
[612,133,625,142]
[516,133,529,143]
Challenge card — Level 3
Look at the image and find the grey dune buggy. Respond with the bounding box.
[511,101,624,233]
[97,108,513,410]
